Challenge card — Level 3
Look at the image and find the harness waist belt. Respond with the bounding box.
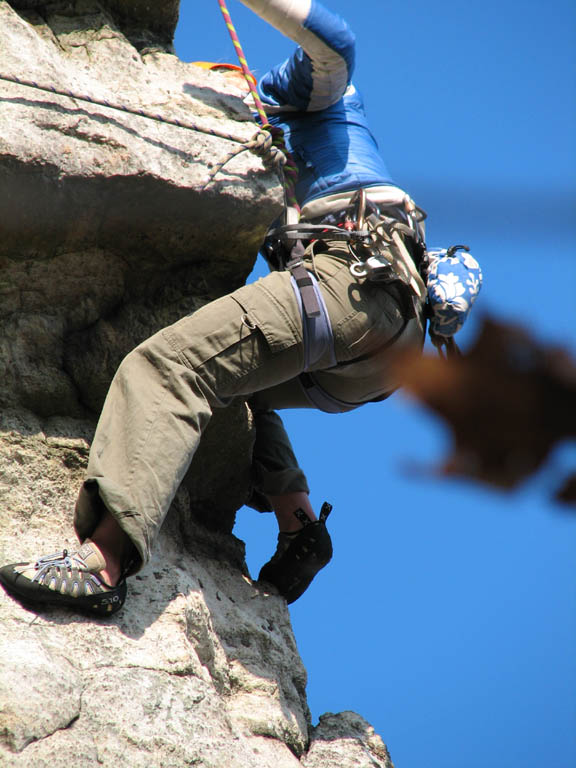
[301,185,412,220]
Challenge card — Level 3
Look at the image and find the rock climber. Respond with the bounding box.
[0,0,481,615]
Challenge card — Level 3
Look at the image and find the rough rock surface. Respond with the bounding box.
[0,3,394,767]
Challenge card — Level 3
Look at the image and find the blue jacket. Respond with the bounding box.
[255,0,395,206]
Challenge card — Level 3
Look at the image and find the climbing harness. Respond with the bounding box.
[258,186,431,411]
[264,181,481,405]
[265,186,427,317]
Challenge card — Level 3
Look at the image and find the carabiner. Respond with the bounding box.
[349,261,368,278]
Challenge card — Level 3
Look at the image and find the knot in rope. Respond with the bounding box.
[201,128,289,190]
[247,130,287,171]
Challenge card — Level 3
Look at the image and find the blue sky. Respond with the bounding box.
[174,2,576,767]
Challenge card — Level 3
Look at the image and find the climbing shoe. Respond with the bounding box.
[258,502,333,604]
[0,540,127,616]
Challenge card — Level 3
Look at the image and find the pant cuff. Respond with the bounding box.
[74,478,148,576]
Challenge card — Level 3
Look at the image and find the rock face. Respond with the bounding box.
[0,3,394,767]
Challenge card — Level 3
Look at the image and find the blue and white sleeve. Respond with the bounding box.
[238,0,355,111]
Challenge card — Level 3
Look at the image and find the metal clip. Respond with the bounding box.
[349,255,394,281]
[241,313,257,331]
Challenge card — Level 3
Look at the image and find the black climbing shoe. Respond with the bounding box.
[0,540,127,616]
[258,502,333,604]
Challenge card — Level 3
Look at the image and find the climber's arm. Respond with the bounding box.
[238,0,355,111]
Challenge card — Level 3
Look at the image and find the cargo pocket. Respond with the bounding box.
[161,282,302,400]
[232,275,303,357]
[160,295,262,386]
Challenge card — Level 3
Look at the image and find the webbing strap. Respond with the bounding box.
[286,239,320,318]
[291,263,321,318]
[298,372,360,414]
[288,269,359,413]
[289,271,335,371]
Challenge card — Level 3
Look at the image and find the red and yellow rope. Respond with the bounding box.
[216,0,301,217]
[216,0,268,126]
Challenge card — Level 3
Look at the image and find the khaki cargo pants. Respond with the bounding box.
[74,250,424,571]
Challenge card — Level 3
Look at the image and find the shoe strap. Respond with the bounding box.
[35,549,75,569]
[293,501,333,527]
[319,501,333,523]
[32,541,105,574]
[293,508,311,527]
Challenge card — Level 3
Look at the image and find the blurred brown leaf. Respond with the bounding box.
[395,318,576,501]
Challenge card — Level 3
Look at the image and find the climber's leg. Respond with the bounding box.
[0,270,310,613]
[73,269,309,576]
[268,491,317,531]
[89,506,134,586]
[246,393,333,604]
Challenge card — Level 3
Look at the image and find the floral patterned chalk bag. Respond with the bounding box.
[425,245,483,348]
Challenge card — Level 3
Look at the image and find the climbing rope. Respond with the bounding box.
[215,0,301,220]
[0,72,285,188]
[202,128,286,190]
[0,72,249,146]
[216,0,269,127]
[0,2,301,218]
